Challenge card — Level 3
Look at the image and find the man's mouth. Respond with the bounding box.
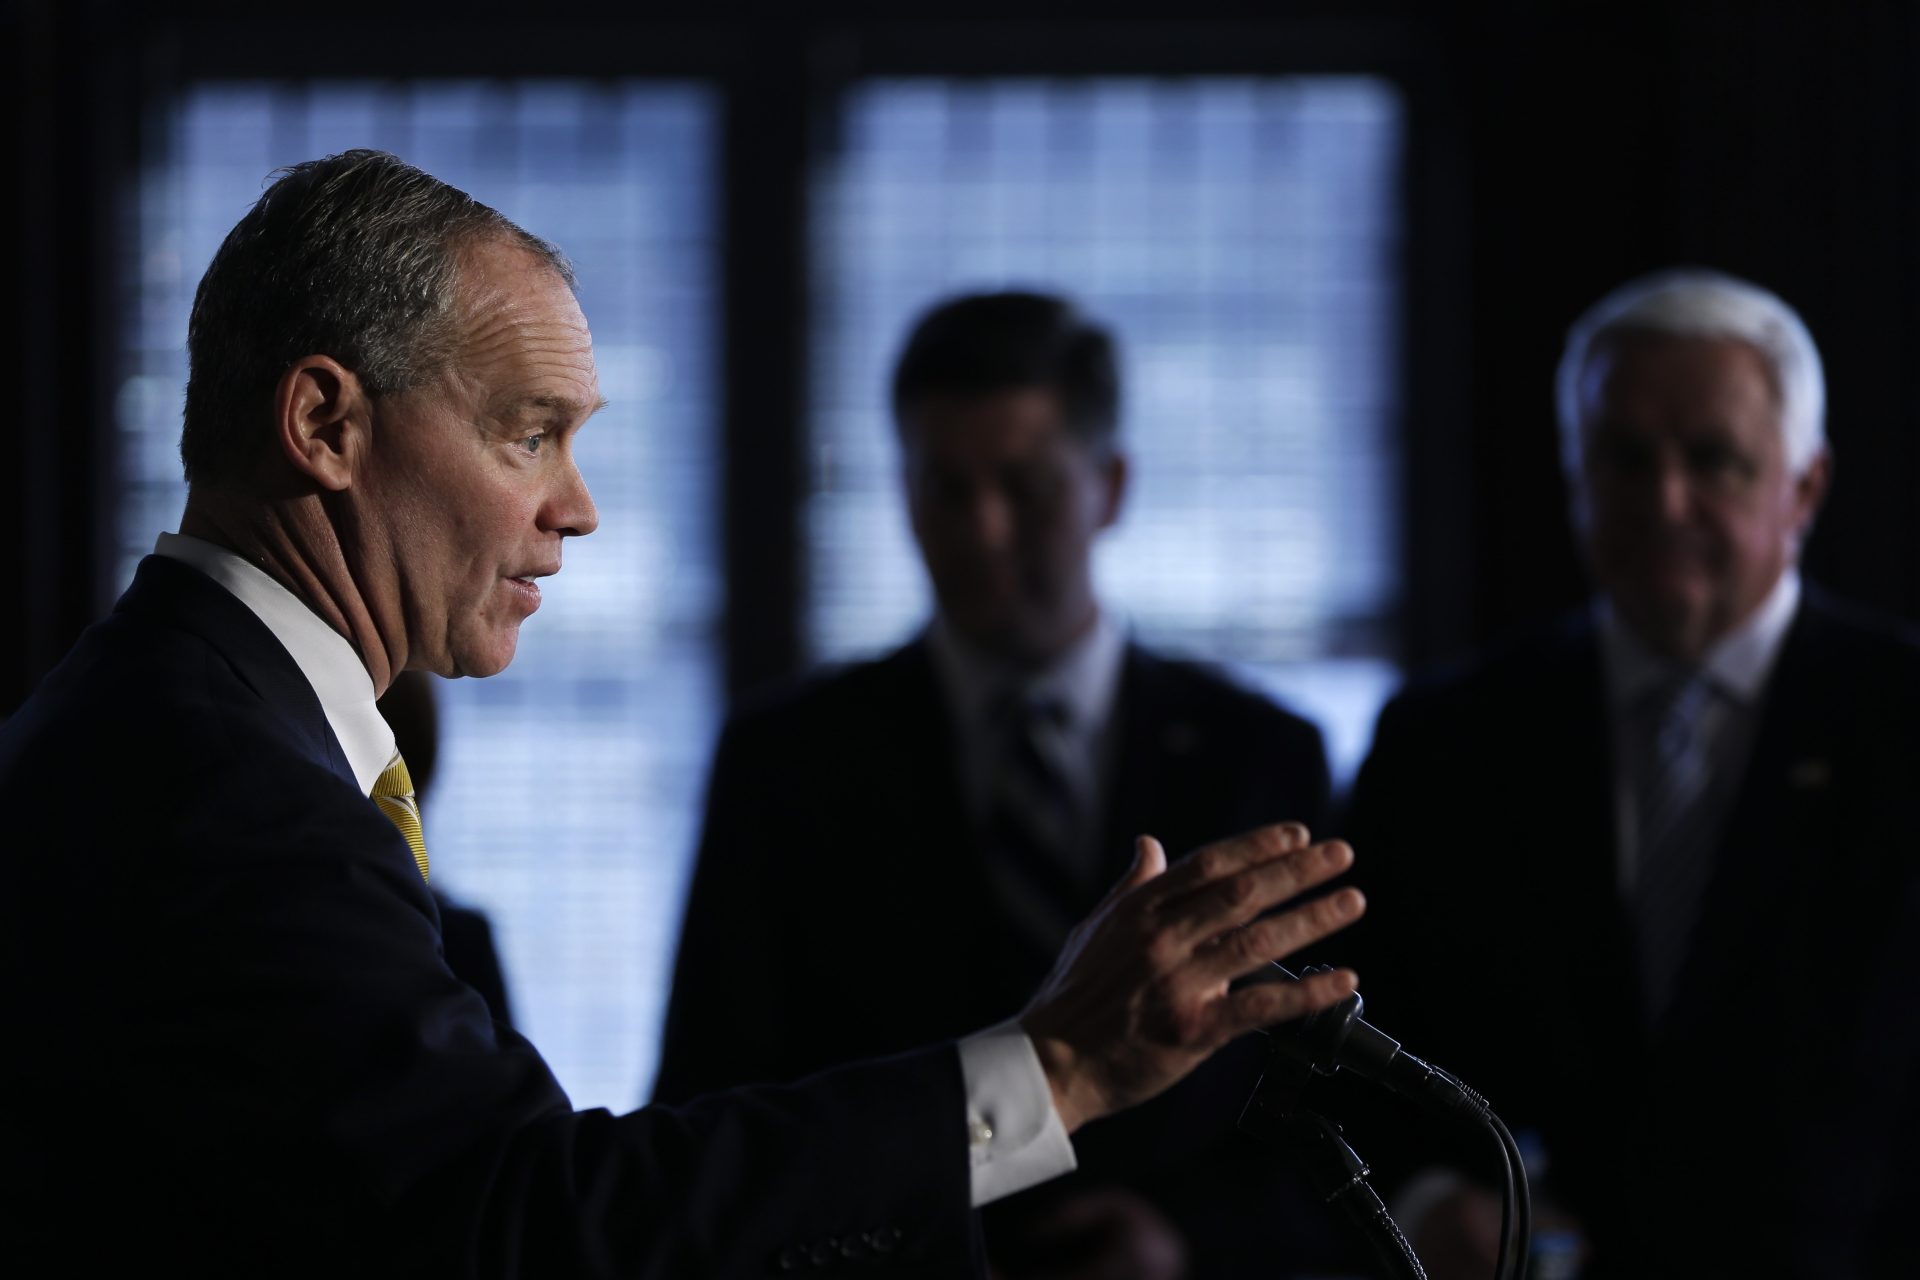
[505,567,558,610]
[509,562,562,584]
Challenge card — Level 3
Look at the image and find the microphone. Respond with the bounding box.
[1237,963,1534,1280]
[1238,961,1491,1123]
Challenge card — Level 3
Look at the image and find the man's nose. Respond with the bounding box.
[546,460,599,538]
[1650,459,1694,524]
[962,489,1016,552]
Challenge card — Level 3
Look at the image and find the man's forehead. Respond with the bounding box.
[455,239,587,331]
[907,388,1076,448]
[1583,335,1780,414]
[448,241,601,407]
[458,232,569,292]
[459,282,589,349]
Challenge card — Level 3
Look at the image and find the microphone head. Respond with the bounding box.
[1242,961,1373,1077]
[1239,963,1490,1124]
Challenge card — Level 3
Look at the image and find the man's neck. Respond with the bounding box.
[1600,569,1803,706]
[931,605,1123,721]
[180,495,400,695]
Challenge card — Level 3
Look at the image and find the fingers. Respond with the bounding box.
[1150,823,1313,900]
[1190,886,1366,986]
[1210,964,1359,1045]
[1155,837,1354,948]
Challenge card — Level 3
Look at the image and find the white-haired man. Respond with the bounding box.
[1341,269,1920,1276]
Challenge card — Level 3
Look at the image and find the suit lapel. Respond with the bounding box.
[1506,620,1622,917]
[871,638,974,862]
[1668,600,1836,1031]
[1517,625,1650,1072]
[1097,646,1185,886]
[871,638,996,916]
[118,555,358,788]
[880,638,1059,1015]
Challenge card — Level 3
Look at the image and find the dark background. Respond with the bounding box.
[6,0,1917,717]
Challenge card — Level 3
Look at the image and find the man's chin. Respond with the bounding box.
[940,612,1020,658]
[1617,592,1716,661]
[446,631,521,679]
[948,619,1076,671]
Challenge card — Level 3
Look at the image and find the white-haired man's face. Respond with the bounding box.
[1574,335,1829,661]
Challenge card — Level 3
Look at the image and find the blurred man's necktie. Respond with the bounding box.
[1631,672,1716,1019]
[983,691,1082,968]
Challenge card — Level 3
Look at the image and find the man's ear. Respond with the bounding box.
[273,356,369,493]
[1096,448,1130,530]
[1789,446,1833,547]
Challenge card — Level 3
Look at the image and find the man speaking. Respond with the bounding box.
[0,151,1365,1276]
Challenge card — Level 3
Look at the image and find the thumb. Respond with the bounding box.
[1122,834,1167,891]
[1090,836,1166,915]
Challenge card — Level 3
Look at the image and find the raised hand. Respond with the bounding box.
[1020,823,1363,1133]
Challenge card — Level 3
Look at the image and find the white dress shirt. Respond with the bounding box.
[151,533,1076,1206]
[156,532,395,790]
[1599,568,1802,893]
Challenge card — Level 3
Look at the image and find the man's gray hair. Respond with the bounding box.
[181,149,572,488]
[1554,268,1827,477]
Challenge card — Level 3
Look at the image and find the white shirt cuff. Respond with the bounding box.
[957,1021,1078,1207]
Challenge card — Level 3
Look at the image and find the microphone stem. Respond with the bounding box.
[1282,1109,1428,1280]
[1336,1177,1430,1280]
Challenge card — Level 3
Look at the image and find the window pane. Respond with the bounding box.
[120,81,720,1111]
[807,78,1404,781]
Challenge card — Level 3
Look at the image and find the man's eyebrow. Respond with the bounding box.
[501,393,611,419]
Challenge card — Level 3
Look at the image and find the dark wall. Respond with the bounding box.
[4,0,130,712]
[6,0,1920,711]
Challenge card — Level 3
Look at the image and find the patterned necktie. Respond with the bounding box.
[982,691,1085,968]
[372,748,430,884]
[1630,672,1715,1019]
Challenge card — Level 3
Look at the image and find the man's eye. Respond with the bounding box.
[520,433,546,456]
[1008,465,1063,505]
[1687,442,1749,480]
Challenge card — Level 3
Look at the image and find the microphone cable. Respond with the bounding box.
[1426,1063,1531,1280]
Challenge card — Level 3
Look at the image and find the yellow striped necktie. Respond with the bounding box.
[371,749,429,883]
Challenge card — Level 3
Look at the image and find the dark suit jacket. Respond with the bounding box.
[437,893,515,1027]
[1339,592,1920,1277]
[654,637,1345,1277]
[0,556,978,1279]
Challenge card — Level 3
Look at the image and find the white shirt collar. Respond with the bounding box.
[1599,567,1803,708]
[154,532,396,794]
[926,610,1127,739]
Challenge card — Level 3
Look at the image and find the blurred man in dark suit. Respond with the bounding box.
[1343,269,1920,1277]
[656,293,1345,1278]
[0,151,1371,1278]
